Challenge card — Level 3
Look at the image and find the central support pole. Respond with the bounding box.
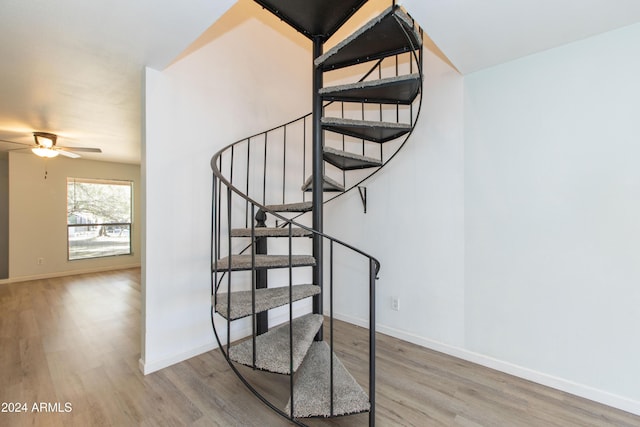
[312,36,324,341]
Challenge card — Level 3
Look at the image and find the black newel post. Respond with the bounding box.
[255,209,268,335]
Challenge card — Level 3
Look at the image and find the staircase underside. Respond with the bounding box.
[320,73,421,105]
[315,6,422,71]
[323,146,381,170]
[302,175,345,192]
[253,0,368,40]
[322,117,412,143]
[286,341,371,418]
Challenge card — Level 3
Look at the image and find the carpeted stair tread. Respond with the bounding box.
[264,201,313,212]
[285,341,370,418]
[215,284,320,320]
[214,255,316,271]
[229,313,324,374]
[230,227,312,238]
[322,117,411,143]
[301,175,345,192]
[320,73,421,104]
[315,6,422,71]
[323,146,382,171]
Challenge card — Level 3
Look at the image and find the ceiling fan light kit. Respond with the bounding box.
[31,146,59,158]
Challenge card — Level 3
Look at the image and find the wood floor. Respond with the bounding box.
[1,269,638,426]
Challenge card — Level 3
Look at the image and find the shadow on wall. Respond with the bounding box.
[170,0,309,67]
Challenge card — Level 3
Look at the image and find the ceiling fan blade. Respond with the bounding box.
[0,138,33,147]
[56,149,81,159]
[58,146,102,153]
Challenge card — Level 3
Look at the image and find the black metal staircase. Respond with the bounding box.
[210,1,423,425]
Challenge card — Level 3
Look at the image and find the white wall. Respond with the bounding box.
[465,23,640,410]
[5,152,140,283]
[326,15,640,415]
[141,0,312,373]
[324,38,465,346]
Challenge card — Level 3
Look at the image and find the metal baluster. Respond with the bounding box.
[288,221,294,419]
[251,203,256,368]
[217,157,222,272]
[211,175,218,307]
[263,133,267,205]
[226,187,232,353]
[283,125,287,204]
[330,240,335,417]
[369,258,377,427]
[303,117,306,202]
[245,140,251,228]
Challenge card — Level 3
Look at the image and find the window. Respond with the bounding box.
[67,178,133,260]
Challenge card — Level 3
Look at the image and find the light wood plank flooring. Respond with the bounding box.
[1,269,638,426]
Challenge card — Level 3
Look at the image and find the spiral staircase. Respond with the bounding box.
[210,1,423,425]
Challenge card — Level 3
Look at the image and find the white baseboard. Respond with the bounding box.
[139,305,312,375]
[331,312,640,417]
[0,263,141,285]
[140,342,216,375]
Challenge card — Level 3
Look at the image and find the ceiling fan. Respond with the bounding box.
[0,132,102,158]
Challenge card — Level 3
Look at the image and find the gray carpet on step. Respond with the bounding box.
[319,73,420,95]
[285,341,370,418]
[264,201,313,212]
[215,284,320,320]
[321,117,412,130]
[215,254,315,271]
[230,227,312,238]
[229,313,323,374]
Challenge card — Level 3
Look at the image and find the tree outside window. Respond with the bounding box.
[67,178,133,260]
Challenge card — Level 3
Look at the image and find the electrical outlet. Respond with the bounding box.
[37,257,44,265]
[391,296,400,311]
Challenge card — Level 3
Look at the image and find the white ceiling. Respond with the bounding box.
[403,0,640,74]
[1,0,639,164]
[0,0,234,163]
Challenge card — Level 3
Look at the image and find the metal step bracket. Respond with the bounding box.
[358,186,367,213]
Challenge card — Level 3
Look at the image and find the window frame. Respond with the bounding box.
[66,177,133,261]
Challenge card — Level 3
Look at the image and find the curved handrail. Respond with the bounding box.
[210,156,382,273]
[209,182,380,424]
[210,51,423,234]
